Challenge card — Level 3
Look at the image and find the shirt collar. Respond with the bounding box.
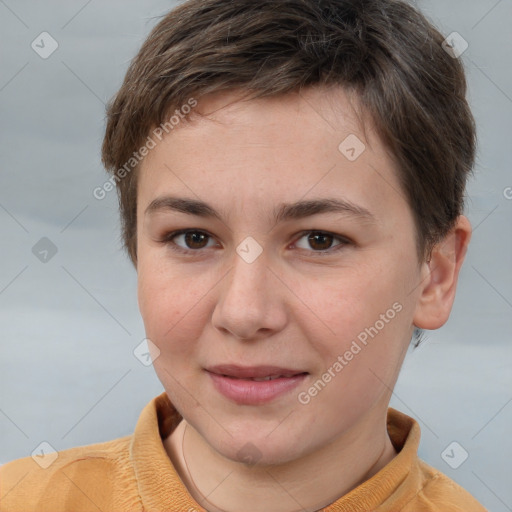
[130,392,422,511]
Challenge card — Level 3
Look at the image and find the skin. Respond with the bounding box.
[135,87,471,512]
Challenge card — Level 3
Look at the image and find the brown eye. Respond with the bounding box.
[183,231,210,249]
[294,231,349,254]
[164,230,217,253]
[307,232,333,251]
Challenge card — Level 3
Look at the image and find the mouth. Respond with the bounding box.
[205,364,309,405]
[206,364,308,379]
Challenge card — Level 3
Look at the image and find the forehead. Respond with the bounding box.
[185,87,368,149]
[137,87,408,225]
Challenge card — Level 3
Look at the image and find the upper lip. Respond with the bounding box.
[206,364,307,379]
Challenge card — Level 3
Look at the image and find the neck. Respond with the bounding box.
[164,404,397,512]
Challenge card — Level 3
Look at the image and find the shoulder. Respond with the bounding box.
[404,458,488,512]
[0,435,141,512]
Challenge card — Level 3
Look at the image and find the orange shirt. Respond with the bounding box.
[0,392,487,511]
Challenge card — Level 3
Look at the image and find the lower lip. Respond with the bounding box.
[207,371,308,405]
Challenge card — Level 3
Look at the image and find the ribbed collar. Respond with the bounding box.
[130,392,422,512]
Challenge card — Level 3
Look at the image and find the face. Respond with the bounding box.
[136,87,424,465]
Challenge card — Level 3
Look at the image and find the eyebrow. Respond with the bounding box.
[144,196,377,225]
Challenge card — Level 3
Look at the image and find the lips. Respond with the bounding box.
[205,364,309,405]
[206,364,307,379]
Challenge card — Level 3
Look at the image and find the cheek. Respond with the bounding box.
[303,302,409,427]
[137,262,207,354]
[310,266,399,338]
[306,260,413,378]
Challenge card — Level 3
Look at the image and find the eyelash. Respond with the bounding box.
[159,229,352,257]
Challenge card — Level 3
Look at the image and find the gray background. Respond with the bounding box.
[0,1,511,510]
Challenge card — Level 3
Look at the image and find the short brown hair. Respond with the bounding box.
[101,0,476,266]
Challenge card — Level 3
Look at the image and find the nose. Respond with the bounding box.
[211,248,287,341]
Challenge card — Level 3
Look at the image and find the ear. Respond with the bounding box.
[413,215,472,330]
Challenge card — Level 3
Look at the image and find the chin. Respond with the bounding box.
[207,428,311,468]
